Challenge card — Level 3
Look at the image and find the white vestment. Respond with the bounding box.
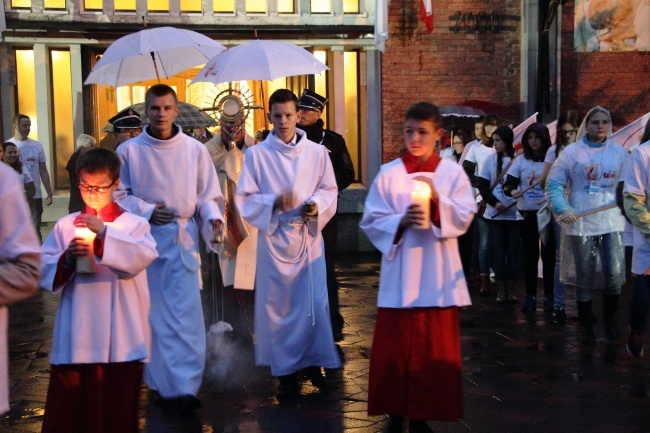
[115,126,224,398]
[360,158,476,308]
[40,212,158,365]
[234,131,341,376]
[0,165,40,414]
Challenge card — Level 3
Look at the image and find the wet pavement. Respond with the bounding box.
[2,248,650,433]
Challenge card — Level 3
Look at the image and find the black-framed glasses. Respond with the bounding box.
[78,180,116,193]
[560,129,577,135]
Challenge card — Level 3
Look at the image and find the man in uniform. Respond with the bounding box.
[298,90,355,342]
[109,108,143,148]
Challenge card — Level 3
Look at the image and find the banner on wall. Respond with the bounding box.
[574,0,650,52]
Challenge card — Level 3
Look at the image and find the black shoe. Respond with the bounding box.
[605,324,621,341]
[333,330,344,342]
[385,415,404,433]
[176,395,201,418]
[627,331,645,358]
[305,366,328,389]
[409,419,434,433]
[276,373,300,400]
[553,308,567,324]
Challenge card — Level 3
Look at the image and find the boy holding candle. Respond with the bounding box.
[40,147,158,433]
[360,102,476,433]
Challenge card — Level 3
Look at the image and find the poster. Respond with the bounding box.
[574,0,650,51]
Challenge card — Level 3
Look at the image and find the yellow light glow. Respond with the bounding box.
[278,0,294,13]
[148,0,169,11]
[314,50,328,125]
[44,0,65,8]
[246,0,265,13]
[343,0,359,13]
[11,0,32,8]
[181,0,201,12]
[344,51,359,179]
[15,50,38,141]
[51,50,74,188]
[84,0,102,10]
[311,0,330,13]
[115,0,136,10]
[214,0,234,12]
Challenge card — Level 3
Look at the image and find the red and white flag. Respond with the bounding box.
[610,112,650,152]
[512,112,538,153]
[420,0,434,33]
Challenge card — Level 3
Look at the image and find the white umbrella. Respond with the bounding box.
[85,27,226,87]
[190,40,329,86]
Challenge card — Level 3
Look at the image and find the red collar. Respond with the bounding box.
[83,202,124,222]
[401,151,441,174]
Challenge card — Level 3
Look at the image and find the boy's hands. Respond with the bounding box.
[151,205,175,225]
[73,214,104,234]
[400,204,426,228]
[274,193,295,212]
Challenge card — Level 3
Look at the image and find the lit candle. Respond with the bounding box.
[411,180,432,229]
[74,227,96,274]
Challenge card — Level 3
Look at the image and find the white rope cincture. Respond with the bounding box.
[176,218,201,273]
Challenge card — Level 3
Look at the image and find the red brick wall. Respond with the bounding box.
[560,3,650,129]
[381,0,522,162]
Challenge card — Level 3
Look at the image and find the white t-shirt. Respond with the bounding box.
[466,143,495,203]
[479,154,517,221]
[7,137,46,199]
[507,156,546,213]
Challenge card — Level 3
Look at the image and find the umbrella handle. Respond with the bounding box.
[150,52,161,83]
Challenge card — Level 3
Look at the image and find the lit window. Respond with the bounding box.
[311,0,330,13]
[278,0,294,13]
[15,49,38,141]
[148,0,169,12]
[181,0,202,12]
[214,0,234,13]
[51,49,74,188]
[115,0,136,10]
[343,0,359,13]
[246,0,265,13]
[11,0,31,8]
[84,0,102,11]
[344,51,359,178]
[44,0,66,9]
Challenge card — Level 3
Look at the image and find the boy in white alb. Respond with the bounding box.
[40,148,158,433]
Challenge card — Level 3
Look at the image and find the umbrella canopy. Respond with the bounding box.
[102,102,218,132]
[440,105,486,131]
[190,40,329,86]
[85,27,226,87]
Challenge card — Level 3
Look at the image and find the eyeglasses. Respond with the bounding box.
[560,129,577,135]
[78,180,116,193]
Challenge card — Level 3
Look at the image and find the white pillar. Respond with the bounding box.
[70,44,84,141]
[34,43,53,182]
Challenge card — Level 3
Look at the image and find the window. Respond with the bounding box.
[181,0,202,12]
[147,0,169,12]
[343,0,359,13]
[15,49,38,141]
[84,0,103,11]
[246,0,266,13]
[278,0,294,14]
[51,49,74,188]
[115,0,136,10]
[311,0,330,13]
[214,0,234,13]
[10,0,31,8]
[44,0,66,9]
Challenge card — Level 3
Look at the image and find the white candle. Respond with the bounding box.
[74,227,96,274]
[411,180,432,229]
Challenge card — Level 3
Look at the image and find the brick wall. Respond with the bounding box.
[381,0,522,162]
[560,3,650,129]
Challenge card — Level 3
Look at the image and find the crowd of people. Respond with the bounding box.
[1,95,650,433]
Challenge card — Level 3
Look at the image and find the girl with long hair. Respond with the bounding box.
[503,124,554,311]
[2,142,36,202]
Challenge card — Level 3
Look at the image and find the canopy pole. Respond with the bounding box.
[150,52,161,83]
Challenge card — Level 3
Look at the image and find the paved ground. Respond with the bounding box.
[2,210,650,432]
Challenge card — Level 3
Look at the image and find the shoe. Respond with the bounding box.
[385,415,404,433]
[479,275,490,296]
[543,297,554,312]
[521,295,536,311]
[176,395,201,418]
[627,331,644,358]
[506,290,518,303]
[605,324,621,341]
[333,330,344,342]
[409,420,434,433]
[553,308,567,324]
[496,289,507,304]
[276,373,300,400]
[305,366,329,389]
